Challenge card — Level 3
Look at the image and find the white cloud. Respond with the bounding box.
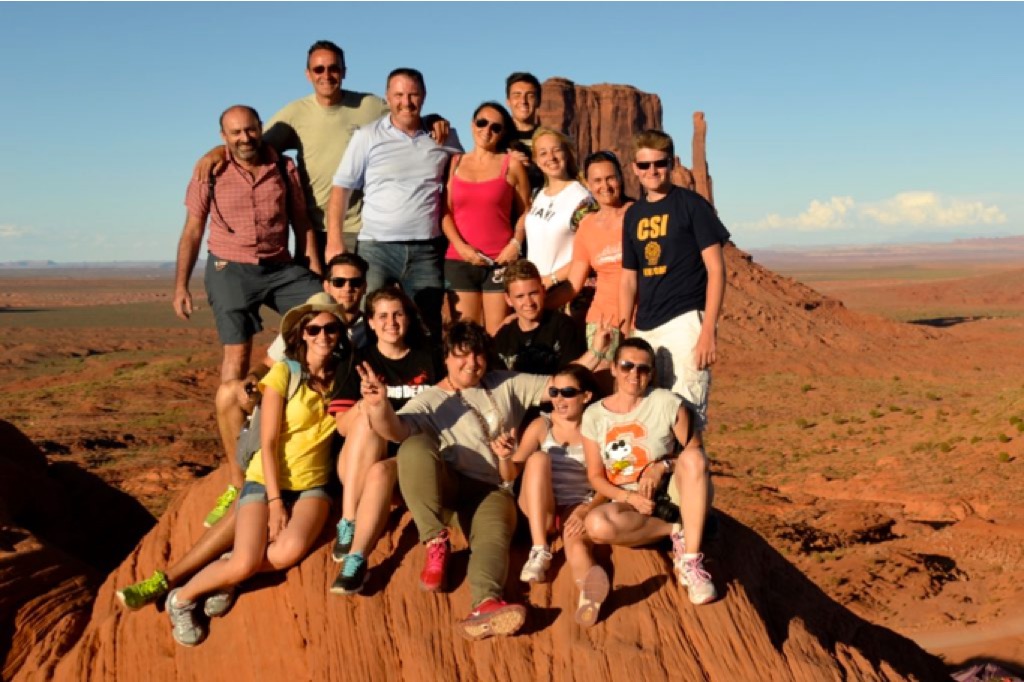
[860,191,1007,226]
[739,192,1006,233]
[742,197,855,231]
[0,224,31,238]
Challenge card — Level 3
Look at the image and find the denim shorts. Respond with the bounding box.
[238,480,332,508]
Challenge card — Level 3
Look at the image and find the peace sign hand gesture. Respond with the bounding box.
[355,361,387,408]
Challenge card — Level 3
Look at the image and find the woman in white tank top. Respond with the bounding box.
[499,363,610,628]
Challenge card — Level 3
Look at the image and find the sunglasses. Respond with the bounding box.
[304,322,342,337]
[310,64,342,75]
[617,360,653,375]
[328,276,365,289]
[474,118,504,134]
[635,158,670,170]
[548,386,584,399]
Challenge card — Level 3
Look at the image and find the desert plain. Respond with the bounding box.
[1,239,1022,680]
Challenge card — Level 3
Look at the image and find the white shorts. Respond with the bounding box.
[633,310,711,430]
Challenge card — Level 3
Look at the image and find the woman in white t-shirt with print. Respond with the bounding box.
[581,337,718,606]
[524,127,597,310]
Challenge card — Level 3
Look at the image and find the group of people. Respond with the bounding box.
[133,38,731,646]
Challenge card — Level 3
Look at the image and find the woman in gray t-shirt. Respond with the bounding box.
[581,337,718,606]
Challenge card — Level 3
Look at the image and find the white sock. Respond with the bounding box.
[683,553,700,561]
[532,544,550,554]
[671,522,684,537]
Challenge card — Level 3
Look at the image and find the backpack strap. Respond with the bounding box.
[283,358,304,401]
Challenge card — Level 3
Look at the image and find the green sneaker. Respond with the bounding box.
[116,569,170,610]
[203,485,239,528]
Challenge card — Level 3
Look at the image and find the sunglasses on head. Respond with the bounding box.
[635,158,670,171]
[304,322,342,337]
[310,64,342,75]
[329,276,365,289]
[474,118,504,134]
[617,359,653,375]
[548,386,583,399]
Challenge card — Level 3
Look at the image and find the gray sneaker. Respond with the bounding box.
[203,587,236,618]
[166,588,206,647]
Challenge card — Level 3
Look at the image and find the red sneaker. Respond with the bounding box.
[419,530,449,592]
[459,598,527,640]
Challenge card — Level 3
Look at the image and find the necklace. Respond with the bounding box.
[452,383,503,441]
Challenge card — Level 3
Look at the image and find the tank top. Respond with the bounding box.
[445,153,515,261]
[539,413,593,506]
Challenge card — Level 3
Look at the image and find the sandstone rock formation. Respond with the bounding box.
[26,465,947,682]
[538,78,712,203]
[0,420,155,681]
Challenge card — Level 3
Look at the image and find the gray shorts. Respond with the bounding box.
[204,256,322,345]
[238,480,332,507]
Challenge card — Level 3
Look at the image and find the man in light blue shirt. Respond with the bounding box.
[327,67,461,338]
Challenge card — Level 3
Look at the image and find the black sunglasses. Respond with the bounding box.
[635,158,670,170]
[304,322,342,337]
[548,386,583,399]
[474,118,504,134]
[310,65,342,75]
[617,360,653,375]
[329,276,365,289]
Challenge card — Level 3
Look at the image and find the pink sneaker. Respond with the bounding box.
[459,598,527,640]
[419,530,449,592]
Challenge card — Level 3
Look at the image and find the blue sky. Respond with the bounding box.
[1,2,1021,262]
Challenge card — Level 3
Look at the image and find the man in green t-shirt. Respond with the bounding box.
[195,40,447,257]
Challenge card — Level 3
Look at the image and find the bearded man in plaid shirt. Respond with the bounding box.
[173,104,324,383]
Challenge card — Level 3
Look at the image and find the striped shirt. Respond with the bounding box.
[184,147,307,264]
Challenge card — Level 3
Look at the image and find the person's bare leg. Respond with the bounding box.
[517,451,556,547]
[348,460,398,557]
[675,448,709,554]
[214,380,252,490]
[264,498,331,571]
[175,502,267,603]
[220,342,252,384]
[338,417,387,523]
[164,510,238,587]
[561,506,595,582]
[584,503,672,547]
[482,292,509,337]
[450,290,483,328]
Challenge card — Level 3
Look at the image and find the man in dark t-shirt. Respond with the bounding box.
[505,72,545,194]
[620,129,730,432]
[493,260,609,375]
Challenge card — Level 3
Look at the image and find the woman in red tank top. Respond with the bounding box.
[442,102,531,336]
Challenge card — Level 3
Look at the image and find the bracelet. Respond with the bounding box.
[508,237,521,255]
[550,273,559,286]
[267,496,282,503]
[496,453,513,462]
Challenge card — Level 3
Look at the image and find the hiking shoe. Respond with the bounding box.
[574,565,610,628]
[419,530,450,592]
[519,546,553,583]
[459,598,527,640]
[116,569,169,610]
[679,554,717,605]
[166,588,206,647]
[330,553,367,595]
[203,485,239,528]
[331,518,355,562]
[203,587,236,618]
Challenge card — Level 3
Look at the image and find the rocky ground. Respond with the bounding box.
[1,251,1021,679]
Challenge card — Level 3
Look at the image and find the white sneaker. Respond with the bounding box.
[679,553,717,605]
[519,546,553,583]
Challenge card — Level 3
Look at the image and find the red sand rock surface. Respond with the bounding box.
[44,467,946,682]
[2,242,1023,679]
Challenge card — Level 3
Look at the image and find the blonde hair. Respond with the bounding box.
[531,127,580,183]
[633,129,674,160]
